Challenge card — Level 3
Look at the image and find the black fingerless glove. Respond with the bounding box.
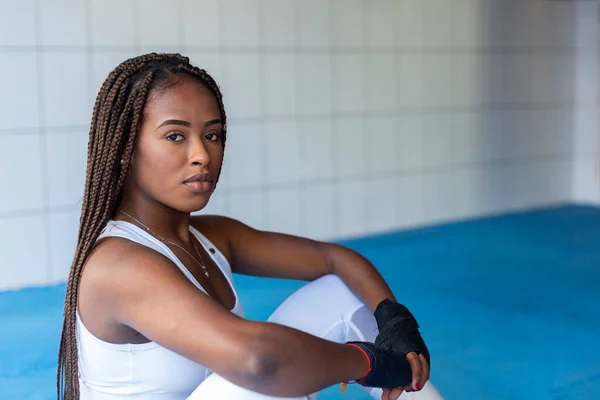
[346,341,413,388]
[373,299,430,367]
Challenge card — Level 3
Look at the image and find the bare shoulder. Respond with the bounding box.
[79,236,179,316]
[83,235,155,277]
[190,214,254,262]
[83,235,166,278]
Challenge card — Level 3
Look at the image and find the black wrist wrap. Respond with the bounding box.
[346,342,413,388]
[373,299,430,367]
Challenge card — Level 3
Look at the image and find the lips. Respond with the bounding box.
[183,173,214,184]
[183,173,215,194]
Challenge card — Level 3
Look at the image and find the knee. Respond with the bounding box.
[313,274,349,294]
[313,273,342,287]
[313,274,361,305]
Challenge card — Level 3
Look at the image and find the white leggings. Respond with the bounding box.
[188,275,443,399]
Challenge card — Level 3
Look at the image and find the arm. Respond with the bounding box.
[89,239,371,397]
[194,216,429,393]
[326,242,397,311]
[196,215,396,311]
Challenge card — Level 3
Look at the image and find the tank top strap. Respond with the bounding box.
[188,226,233,277]
[96,220,207,295]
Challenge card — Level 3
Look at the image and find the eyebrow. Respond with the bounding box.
[203,119,222,128]
[156,119,222,130]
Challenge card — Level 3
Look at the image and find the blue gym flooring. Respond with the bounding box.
[1,204,599,399]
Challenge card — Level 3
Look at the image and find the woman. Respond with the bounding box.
[58,53,443,400]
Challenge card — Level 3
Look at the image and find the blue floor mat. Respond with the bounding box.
[1,204,600,400]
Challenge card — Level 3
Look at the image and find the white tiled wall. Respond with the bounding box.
[572,1,599,204]
[0,0,595,290]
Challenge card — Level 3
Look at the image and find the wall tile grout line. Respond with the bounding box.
[392,0,408,229]
[0,128,41,136]
[147,101,582,124]
[0,204,82,221]
[361,0,372,233]
[213,152,577,196]
[0,45,584,56]
[293,0,307,238]
[176,0,184,53]
[257,0,269,231]
[132,0,141,55]
[327,0,340,238]
[0,151,580,221]
[0,124,90,135]
[213,0,232,218]
[33,0,53,284]
[73,0,94,285]
[1,101,580,136]
[85,0,96,138]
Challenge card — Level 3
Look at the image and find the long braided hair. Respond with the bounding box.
[57,53,227,400]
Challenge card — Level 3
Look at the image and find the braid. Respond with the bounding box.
[57,53,227,400]
[82,77,132,231]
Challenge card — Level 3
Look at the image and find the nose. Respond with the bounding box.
[189,137,210,166]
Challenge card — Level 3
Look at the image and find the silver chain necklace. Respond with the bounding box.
[117,208,210,278]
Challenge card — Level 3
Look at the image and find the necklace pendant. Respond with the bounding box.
[204,270,210,277]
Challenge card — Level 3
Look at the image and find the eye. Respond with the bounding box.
[205,131,221,141]
[166,132,184,142]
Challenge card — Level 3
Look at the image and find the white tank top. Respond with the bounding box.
[76,220,244,399]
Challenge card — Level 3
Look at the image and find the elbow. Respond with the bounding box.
[244,346,280,381]
[219,324,312,398]
[238,327,283,384]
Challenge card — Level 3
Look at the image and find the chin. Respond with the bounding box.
[176,194,214,214]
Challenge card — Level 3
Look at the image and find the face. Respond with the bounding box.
[125,76,224,213]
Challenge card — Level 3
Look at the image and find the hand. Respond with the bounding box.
[379,353,430,399]
[345,342,413,389]
[374,299,431,393]
[381,387,406,400]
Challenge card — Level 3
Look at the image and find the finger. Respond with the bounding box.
[406,352,423,391]
[384,387,396,400]
[382,388,390,400]
[401,384,415,394]
[390,387,404,400]
[419,353,430,387]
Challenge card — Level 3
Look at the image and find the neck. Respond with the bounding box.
[116,193,193,245]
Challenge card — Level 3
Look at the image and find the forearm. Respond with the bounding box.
[237,321,369,397]
[326,243,396,311]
